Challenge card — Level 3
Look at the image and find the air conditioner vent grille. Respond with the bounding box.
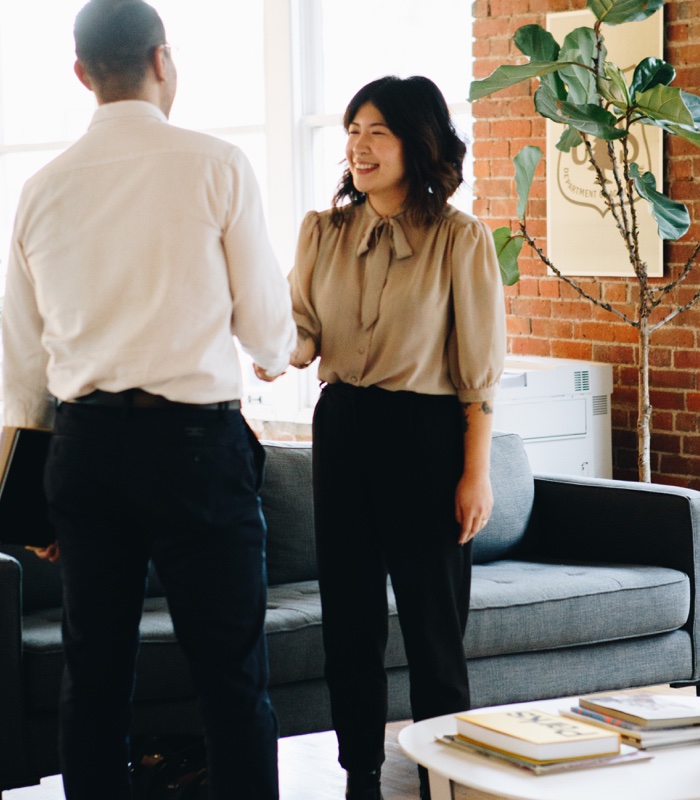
[574,370,590,392]
[592,395,609,416]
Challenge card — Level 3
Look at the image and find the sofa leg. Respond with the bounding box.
[669,681,700,697]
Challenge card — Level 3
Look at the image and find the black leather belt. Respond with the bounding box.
[69,389,240,412]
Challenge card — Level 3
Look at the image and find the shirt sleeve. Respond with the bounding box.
[224,149,296,376]
[288,211,322,350]
[448,218,506,405]
[2,220,55,429]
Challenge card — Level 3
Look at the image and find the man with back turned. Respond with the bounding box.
[1,1,296,798]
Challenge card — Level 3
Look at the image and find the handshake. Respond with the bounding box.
[253,328,317,383]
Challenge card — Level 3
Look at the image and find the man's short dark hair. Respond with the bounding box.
[74,0,166,95]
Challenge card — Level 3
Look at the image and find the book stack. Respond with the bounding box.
[440,708,651,775]
[562,692,700,750]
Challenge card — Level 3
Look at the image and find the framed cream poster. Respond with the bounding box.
[545,9,663,276]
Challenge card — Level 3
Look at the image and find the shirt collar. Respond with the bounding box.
[89,100,168,129]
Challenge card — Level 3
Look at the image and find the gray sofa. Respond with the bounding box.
[2,430,699,791]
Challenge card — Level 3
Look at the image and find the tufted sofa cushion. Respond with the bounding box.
[21,559,690,713]
[467,560,690,658]
[472,431,535,564]
[260,441,316,586]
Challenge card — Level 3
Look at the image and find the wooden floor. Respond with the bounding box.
[0,720,486,799]
[3,685,694,800]
[278,720,481,799]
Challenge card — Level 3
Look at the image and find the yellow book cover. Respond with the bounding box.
[455,709,620,762]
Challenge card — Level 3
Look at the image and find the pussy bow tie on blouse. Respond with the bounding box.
[356,215,413,330]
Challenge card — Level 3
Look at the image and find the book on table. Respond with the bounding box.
[436,734,652,775]
[454,708,620,763]
[579,693,700,729]
[0,426,54,547]
[561,706,700,749]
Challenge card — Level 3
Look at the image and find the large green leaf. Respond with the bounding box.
[598,62,631,109]
[630,162,690,240]
[666,123,700,148]
[630,58,675,98]
[514,24,560,61]
[559,27,601,104]
[514,146,543,219]
[534,84,627,140]
[587,0,664,25]
[514,25,567,99]
[635,85,695,126]
[556,126,584,152]
[492,227,524,286]
[636,91,700,144]
[469,61,577,102]
[680,90,700,127]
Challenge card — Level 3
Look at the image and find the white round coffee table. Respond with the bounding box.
[399,697,700,800]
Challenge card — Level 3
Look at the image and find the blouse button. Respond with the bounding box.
[349,375,358,384]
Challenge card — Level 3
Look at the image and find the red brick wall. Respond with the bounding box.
[472,0,700,487]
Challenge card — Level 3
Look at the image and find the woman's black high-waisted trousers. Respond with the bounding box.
[312,382,472,771]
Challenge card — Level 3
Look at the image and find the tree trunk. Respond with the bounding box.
[638,320,652,482]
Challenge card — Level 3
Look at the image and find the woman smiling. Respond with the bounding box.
[287,75,506,800]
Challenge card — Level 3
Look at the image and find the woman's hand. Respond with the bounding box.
[455,472,494,545]
[254,327,317,381]
[456,400,495,545]
[290,329,317,369]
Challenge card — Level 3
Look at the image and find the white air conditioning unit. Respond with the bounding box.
[493,356,613,478]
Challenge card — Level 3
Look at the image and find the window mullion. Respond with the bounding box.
[263,0,299,268]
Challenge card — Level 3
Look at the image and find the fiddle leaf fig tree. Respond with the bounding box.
[471,0,700,483]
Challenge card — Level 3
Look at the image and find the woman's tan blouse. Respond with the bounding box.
[289,201,506,404]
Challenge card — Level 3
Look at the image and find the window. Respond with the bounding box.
[253,0,475,423]
[305,0,473,215]
[0,1,268,268]
[0,0,473,426]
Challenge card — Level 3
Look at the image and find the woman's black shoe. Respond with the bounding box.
[345,769,384,800]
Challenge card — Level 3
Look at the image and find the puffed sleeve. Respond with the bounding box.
[448,218,506,404]
[288,210,322,349]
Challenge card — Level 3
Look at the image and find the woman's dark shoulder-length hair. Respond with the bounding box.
[331,75,466,227]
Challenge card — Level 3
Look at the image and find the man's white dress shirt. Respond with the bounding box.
[2,101,296,428]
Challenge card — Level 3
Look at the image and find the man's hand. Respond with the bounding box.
[253,363,285,382]
[26,541,60,562]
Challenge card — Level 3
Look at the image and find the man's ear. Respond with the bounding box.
[152,45,168,82]
[74,60,93,91]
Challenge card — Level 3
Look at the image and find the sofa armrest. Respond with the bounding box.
[529,473,700,683]
[0,552,29,788]
[530,474,700,570]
